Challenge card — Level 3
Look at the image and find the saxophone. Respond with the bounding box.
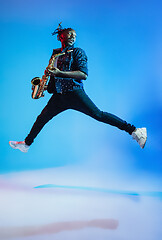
[31,49,73,99]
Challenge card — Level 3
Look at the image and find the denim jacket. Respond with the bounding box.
[47,45,88,94]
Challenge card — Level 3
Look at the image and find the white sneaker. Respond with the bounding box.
[9,141,29,153]
[132,127,147,149]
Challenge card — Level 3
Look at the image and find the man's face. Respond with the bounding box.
[60,30,77,47]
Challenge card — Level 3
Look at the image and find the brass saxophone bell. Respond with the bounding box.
[31,77,42,99]
[31,77,41,86]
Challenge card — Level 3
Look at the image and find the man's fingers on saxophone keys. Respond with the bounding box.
[47,67,61,76]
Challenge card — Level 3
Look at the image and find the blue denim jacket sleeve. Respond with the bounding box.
[72,48,88,76]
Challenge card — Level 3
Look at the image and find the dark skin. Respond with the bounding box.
[47,30,87,80]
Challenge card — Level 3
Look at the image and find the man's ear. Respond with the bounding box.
[57,34,63,41]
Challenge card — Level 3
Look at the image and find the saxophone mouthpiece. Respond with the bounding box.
[67,49,73,53]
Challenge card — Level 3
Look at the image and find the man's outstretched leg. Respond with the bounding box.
[69,89,147,148]
[9,94,67,152]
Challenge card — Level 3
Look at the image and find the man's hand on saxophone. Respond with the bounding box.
[46,67,62,77]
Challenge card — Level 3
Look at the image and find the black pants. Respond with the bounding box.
[25,89,136,146]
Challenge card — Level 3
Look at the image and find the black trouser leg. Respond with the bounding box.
[25,94,67,146]
[69,90,136,134]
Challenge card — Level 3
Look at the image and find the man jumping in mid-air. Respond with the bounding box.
[9,23,147,153]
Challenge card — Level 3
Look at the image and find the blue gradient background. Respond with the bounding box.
[0,0,162,177]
